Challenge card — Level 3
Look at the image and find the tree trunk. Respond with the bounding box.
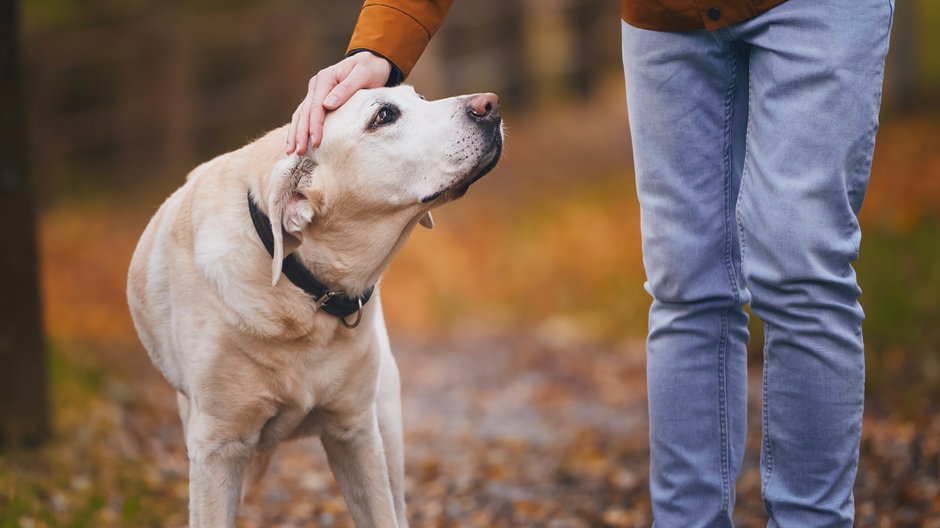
[0,0,50,446]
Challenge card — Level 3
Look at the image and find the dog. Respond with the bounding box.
[127,85,502,528]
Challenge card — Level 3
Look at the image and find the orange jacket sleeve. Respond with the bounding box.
[346,1,455,80]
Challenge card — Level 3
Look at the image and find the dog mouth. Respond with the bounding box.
[421,130,503,204]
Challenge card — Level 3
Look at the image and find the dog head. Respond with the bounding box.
[263,85,503,288]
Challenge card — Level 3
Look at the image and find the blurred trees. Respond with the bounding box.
[17,0,940,200]
[0,0,50,446]
[19,0,617,202]
[884,0,940,111]
[429,0,619,110]
[887,0,918,110]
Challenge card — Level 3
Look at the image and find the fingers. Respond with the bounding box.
[305,100,326,151]
[306,67,370,149]
[287,76,318,154]
[289,61,348,153]
[286,53,393,154]
[293,98,314,154]
[288,70,332,154]
[307,66,346,149]
[286,106,300,154]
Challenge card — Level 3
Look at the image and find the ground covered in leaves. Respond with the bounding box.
[3,332,939,527]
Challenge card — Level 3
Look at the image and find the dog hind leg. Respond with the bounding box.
[321,410,398,528]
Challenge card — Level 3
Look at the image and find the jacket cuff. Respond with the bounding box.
[347,48,405,87]
[346,4,432,79]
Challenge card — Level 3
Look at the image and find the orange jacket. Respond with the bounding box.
[347,0,789,80]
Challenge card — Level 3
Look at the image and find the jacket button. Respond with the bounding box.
[707,7,721,21]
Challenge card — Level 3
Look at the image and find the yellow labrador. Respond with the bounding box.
[127,86,502,528]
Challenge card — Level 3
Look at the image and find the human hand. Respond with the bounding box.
[287,52,392,154]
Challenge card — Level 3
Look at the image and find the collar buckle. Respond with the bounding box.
[313,291,364,329]
[313,291,340,311]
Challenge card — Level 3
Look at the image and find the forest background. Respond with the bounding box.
[2,0,939,526]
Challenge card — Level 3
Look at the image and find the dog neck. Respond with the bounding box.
[290,210,426,297]
[244,130,428,312]
[247,192,374,321]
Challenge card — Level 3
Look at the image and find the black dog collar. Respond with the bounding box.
[247,192,373,327]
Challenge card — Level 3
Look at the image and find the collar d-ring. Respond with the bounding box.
[340,297,364,329]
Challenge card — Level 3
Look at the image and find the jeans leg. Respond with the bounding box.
[729,0,894,525]
[622,22,750,527]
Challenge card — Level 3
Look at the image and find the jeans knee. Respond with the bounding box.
[644,260,744,308]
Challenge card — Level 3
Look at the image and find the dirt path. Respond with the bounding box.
[219,334,653,528]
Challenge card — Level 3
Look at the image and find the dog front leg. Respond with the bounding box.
[322,410,398,528]
[186,415,253,528]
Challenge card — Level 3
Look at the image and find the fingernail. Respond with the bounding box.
[324,95,338,106]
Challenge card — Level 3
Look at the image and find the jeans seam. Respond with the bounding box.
[735,52,753,289]
[723,48,743,306]
[762,323,776,513]
[716,43,742,518]
[883,0,895,41]
[717,309,731,517]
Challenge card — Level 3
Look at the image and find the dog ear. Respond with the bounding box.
[267,157,321,286]
[419,211,435,229]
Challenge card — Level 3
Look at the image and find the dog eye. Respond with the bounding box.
[370,106,400,127]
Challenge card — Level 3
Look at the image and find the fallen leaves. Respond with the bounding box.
[4,334,939,526]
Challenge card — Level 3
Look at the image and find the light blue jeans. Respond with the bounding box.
[621,0,893,526]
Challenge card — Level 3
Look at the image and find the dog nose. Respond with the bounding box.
[467,93,500,120]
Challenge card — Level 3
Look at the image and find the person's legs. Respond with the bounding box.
[728,0,894,525]
[622,23,750,527]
